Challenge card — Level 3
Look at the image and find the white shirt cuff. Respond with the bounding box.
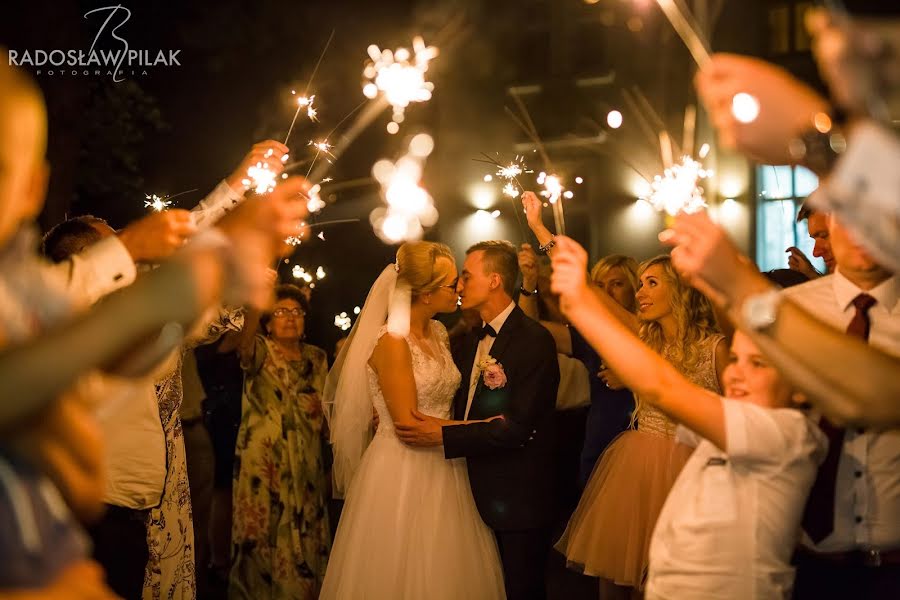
[190,179,245,228]
[65,235,137,305]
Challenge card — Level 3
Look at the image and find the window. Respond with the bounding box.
[755,165,824,272]
[766,2,814,56]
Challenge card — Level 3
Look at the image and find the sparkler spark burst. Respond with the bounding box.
[362,37,438,130]
[641,155,713,216]
[144,194,173,212]
[502,182,520,198]
[370,133,438,244]
[537,172,567,204]
[242,162,277,195]
[292,91,319,122]
[334,311,352,331]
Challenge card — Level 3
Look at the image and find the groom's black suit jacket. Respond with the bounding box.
[442,306,560,532]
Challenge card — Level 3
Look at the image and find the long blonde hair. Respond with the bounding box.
[631,255,719,422]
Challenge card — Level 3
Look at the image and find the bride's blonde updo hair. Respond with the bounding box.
[395,241,456,299]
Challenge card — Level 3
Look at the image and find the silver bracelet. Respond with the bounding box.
[538,238,556,254]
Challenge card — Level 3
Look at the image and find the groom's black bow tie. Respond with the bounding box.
[477,324,497,341]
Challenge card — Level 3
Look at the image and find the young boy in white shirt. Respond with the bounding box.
[550,236,827,599]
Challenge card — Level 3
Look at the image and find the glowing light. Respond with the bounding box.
[386,121,400,135]
[353,306,361,315]
[335,312,352,331]
[538,173,565,204]
[699,143,710,159]
[575,176,584,184]
[731,93,760,124]
[309,139,334,157]
[291,92,318,122]
[370,134,437,243]
[641,155,714,216]
[484,174,493,182]
[606,110,623,129]
[502,182,519,198]
[242,161,277,195]
[144,194,172,212]
[363,36,438,131]
[292,265,314,283]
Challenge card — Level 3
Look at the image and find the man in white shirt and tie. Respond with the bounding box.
[783,216,900,599]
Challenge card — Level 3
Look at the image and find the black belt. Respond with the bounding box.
[797,546,900,568]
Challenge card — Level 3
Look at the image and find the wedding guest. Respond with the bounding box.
[661,210,900,426]
[228,285,331,600]
[0,59,308,596]
[556,254,727,599]
[787,205,834,279]
[550,236,827,599]
[518,236,638,488]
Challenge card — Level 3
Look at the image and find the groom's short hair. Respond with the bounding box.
[466,240,519,297]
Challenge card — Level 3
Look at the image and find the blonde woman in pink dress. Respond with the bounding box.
[556,255,728,598]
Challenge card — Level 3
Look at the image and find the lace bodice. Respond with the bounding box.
[637,334,725,438]
[366,321,462,436]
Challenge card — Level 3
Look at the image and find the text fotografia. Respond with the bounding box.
[8,5,182,82]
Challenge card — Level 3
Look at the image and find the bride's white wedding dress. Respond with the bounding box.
[320,321,505,599]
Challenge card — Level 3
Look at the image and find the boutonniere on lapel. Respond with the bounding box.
[477,355,507,390]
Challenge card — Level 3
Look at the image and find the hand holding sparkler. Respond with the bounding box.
[521,191,545,231]
[225,140,290,194]
[118,209,196,263]
[695,54,832,167]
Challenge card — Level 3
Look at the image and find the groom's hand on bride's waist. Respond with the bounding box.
[395,410,445,447]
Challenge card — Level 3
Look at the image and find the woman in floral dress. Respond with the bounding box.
[228,285,330,599]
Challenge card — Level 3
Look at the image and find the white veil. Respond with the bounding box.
[323,263,411,497]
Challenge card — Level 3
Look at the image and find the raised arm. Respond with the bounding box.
[551,236,728,450]
[662,210,900,427]
[0,178,310,429]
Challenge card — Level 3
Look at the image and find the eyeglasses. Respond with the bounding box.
[273,308,305,318]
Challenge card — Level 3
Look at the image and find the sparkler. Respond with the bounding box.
[241,161,278,195]
[334,312,352,331]
[362,36,438,132]
[652,0,712,69]
[370,133,438,244]
[144,194,173,212]
[639,155,713,216]
[283,30,335,146]
[536,172,574,235]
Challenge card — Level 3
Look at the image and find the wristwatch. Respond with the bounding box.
[742,290,783,332]
[519,286,538,297]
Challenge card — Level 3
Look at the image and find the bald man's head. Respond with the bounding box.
[0,55,49,245]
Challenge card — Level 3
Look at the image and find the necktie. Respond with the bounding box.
[802,293,877,543]
[477,324,497,341]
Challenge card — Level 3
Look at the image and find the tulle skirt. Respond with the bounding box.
[555,429,693,589]
[320,431,505,599]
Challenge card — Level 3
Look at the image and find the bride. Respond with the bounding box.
[320,241,505,599]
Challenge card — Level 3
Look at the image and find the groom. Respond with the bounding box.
[398,240,560,600]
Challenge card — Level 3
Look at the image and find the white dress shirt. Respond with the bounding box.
[782,271,900,553]
[646,399,827,599]
[465,300,515,419]
[190,179,245,229]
